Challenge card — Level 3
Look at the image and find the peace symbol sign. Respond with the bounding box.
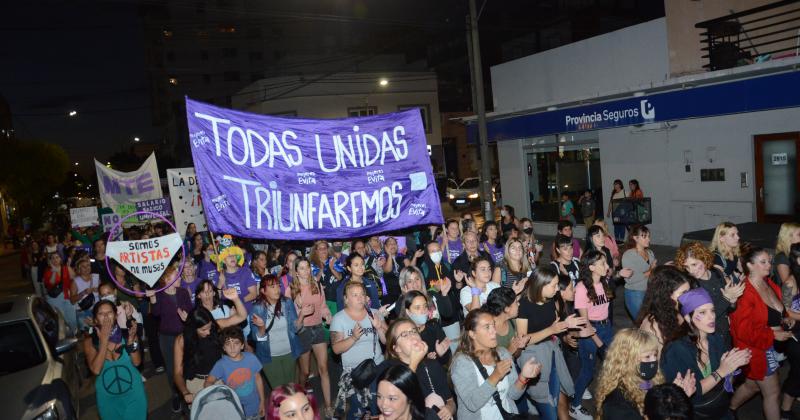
[102,365,133,395]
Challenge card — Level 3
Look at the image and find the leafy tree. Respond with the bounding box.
[0,140,70,226]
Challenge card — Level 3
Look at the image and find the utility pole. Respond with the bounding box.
[467,0,495,222]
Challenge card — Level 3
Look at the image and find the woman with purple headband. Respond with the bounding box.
[661,287,752,419]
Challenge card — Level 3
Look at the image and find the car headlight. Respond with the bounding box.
[468,193,479,199]
[33,401,60,420]
[448,194,455,199]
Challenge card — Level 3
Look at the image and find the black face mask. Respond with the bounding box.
[523,227,534,235]
[639,361,658,381]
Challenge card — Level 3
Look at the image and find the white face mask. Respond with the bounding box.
[429,251,443,264]
[101,295,117,303]
[500,210,508,217]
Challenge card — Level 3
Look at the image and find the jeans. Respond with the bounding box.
[572,321,614,409]
[532,351,561,420]
[624,289,646,320]
[613,223,626,242]
[159,334,178,397]
[47,295,77,335]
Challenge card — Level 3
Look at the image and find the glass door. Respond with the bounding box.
[754,133,800,223]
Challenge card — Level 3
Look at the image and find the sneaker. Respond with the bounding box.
[154,366,165,374]
[171,395,182,413]
[570,405,592,420]
[582,389,592,400]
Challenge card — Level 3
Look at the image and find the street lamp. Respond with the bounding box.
[379,78,389,87]
[68,110,77,117]
[134,137,140,142]
[74,162,79,166]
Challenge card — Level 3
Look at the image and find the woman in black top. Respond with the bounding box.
[382,237,408,305]
[515,266,586,420]
[173,287,247,406]
[551,235,580,287]
[398,290,451,366]
[370,318,454,420]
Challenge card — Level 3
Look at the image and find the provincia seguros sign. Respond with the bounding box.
[564,99,655,130]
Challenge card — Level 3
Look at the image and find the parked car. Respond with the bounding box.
[447,177,496,209]
[0,295,80,420]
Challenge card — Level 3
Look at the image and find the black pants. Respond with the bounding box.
[780,333,800,397]
[144,313,165,369]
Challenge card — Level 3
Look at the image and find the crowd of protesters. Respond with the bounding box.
[17,205,800,420]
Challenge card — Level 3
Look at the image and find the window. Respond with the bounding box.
[348,106,377,117]
[398,104,432,133]
[0,321,45,375]
[203,74,211,84]
[222,48,237,58]
[224,71,240,82]
[200,50,209,60]
[249,51,263,62]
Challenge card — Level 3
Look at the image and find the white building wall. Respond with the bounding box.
[598,107,800,246]
[497,138,528,218]
[490,18,670,113]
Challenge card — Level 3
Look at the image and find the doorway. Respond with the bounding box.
[754,132,800,223]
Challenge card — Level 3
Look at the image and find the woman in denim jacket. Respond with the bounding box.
[250,274,305,389]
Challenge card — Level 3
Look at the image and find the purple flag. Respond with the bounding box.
[185,98,444,240]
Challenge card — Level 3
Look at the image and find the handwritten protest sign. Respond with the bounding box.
[185,98,443,240]
[135,198,172,221]
[167,167,208,232]
[94,153,162,209]
[106,232,183,287]
[69,206,99,228]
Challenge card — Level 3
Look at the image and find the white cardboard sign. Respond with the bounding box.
[106,233,183,287]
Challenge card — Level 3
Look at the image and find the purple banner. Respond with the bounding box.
[185,98,443,240]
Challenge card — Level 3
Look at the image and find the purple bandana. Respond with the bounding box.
[678,288,713,316]
[639,380,653,391]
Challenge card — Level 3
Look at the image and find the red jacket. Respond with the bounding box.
[43,265,71,300]
[729,277,781,380]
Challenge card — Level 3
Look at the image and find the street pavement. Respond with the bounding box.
[0,212,796,419]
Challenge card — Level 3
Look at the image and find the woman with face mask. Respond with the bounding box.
[499,205,518,240]
[386,266,452,324]
[398,291,451,365]
[595,328,696,419]
[417,241,461,350]
[370,319,454,420]
[661,288,752,419]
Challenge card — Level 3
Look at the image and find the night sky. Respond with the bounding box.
[2,1,159,175]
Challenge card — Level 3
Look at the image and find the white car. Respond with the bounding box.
[447,177,483,209]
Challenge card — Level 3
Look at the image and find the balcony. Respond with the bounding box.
[695,0,800,71]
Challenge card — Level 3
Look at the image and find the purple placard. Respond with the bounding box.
[185,97,444,240]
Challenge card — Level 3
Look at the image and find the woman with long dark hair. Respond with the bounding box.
[374,365,427,420]
[251,250,269,279]
[336,253,382,311]
[451,308,541,419]
[571,250,615,418]
[607,179,627,242]
[499,205,518,240]
[622,225,657,320]
[661,287,752,419]
[480,221,505,264]
[173,286,245,407]
[493,238,530,289]
[636,266,692,353]
[371,319,455,420]
[83,300,147,419]
[397,290,451,365]
[515,266,585,420]
[250,274,305,389]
